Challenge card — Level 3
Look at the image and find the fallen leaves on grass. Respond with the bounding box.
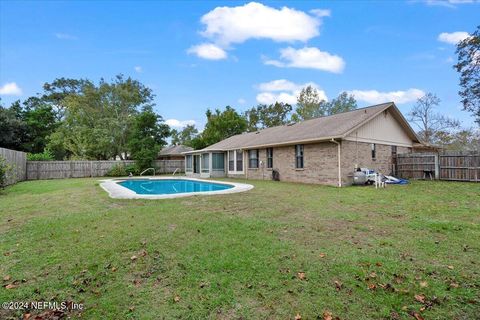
[419,281,428,288]
[3,275,11,281]
[294,313,302,320]
[297,272,306,280]
[447,265,454,270]
[319,253,326,258]
[334,280,343,291]
[5,283,17,289]
[409,311,424,320]
[130,255,138,261]
[174,295,181,303]
[367,283,377,290]
[414,294,426,304]
[449,281,459,288]
[322,311,333,320]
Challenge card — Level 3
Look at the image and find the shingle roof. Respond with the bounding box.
[186,102,419,153]
[159,145,193,156]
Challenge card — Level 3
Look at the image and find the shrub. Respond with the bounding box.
[27,150,54,161]
[125,164,139,175]
[105,164,128,177]
[0,156,13,188]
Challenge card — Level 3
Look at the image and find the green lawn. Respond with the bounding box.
[0,178,479,319]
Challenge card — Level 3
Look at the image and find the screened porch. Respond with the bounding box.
[185,152,226,178]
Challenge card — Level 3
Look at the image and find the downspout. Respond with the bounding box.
[331,139,342,187]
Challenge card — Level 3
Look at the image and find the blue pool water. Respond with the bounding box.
[118,179,233,195]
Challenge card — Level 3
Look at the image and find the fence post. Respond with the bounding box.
[90,161,93,177]
[434,153,440,180]
[37,162,40,180]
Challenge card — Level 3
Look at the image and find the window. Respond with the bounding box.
[212,153,225,171]
[201,153,209,173]
[371,143,376,160]
[391,145,397,157]
[295,145,304,169]
[266,148,273,169]
[194,155,200,173]
[248,149,259,168]
[228,150,235,171]
[186,155,193,172]
[236,149,243,171]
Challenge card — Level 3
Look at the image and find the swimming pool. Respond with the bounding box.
[119,179,233,195]
[100,177,253,199]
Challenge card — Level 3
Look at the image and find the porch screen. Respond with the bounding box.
[186,155,193,172]
[212,153,225,171]
[201,154,209,173]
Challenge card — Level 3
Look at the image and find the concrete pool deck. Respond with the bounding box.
[99,176,254,199]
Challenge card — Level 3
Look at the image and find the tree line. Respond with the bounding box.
[0,75,170,171]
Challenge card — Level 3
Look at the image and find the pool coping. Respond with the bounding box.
[99,176,254,199]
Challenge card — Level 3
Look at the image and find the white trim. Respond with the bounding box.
[227,149,244,174]
[100,176,253,200]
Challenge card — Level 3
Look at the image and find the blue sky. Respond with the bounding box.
[0,0,479,130]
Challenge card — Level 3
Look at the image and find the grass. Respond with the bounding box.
[0,178,479,319]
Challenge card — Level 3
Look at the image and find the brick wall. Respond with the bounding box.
[341,140,410,185]
[238,142,339,186]
[228,140,411,186]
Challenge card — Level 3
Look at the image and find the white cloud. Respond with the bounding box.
[347,88,425,104]
[256,92,298,105]
[264,47,345,73]
[165,119,196,129]
[237,98,246,105]
[310,9,331,17]
[256,79,327,105]
[423,0,477,8]
[54,33,78,40]
[187,43,227,60]
[438,31,470,44]
[199,2,323,46]
[134,66,142,73]
[257,79,300,92]
[0,82,22,96]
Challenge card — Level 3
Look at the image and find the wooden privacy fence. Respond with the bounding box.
[0,147,27,186]
[396,152,480,182]
[26,159,184,180]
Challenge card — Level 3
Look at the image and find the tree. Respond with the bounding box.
[408,93,460,144]
[0,101,28,150]
[292,86,323,121]
[454,26,480,125]
[22,97,58,153]
[325,92,357,115]
[446,128,480,151]
[193,106,247,149]
[171,124,199,146]
[128,107,170,171]
[292,87,357,122]
[42,78,86,121]
[244,102,292,131]
[54,75,157,160]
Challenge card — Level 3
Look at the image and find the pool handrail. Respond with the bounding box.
[140,168,155,176]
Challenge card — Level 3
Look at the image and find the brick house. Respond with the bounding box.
[183,102,421,186]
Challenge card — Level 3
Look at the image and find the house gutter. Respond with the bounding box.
[330,138,342,187]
